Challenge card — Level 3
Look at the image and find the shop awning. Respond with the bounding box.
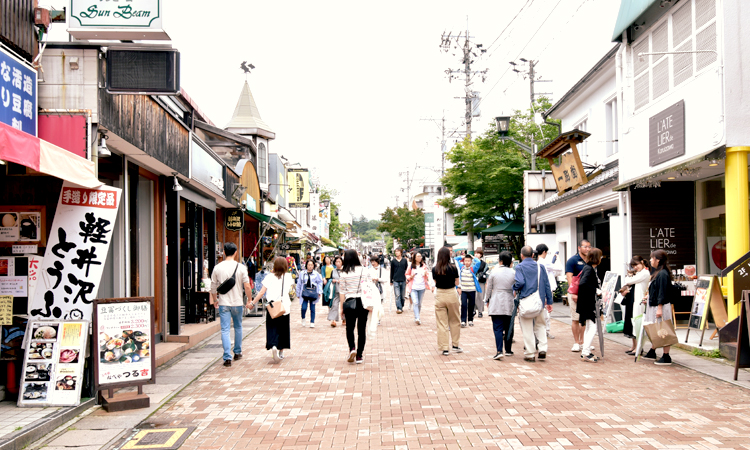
[0,121,100,188]
[611,0,658,42]
[245,210,286,228]
[320,236,336,247]
[482,219,524,235]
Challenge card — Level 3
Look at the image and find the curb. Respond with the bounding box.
[0,398,96,450]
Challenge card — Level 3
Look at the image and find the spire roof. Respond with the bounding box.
[225,81,274,138]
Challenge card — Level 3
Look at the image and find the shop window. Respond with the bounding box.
[574,118,588,160]
[702,179,724,209]
[605,98,618,157]
[258,142,267,184]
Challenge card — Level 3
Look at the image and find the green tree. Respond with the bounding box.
[438,98,560,257]
[378,206,425,249]
[319,186,345,246]
[352,216,381,236]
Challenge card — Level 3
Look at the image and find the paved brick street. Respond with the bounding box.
[145,292,750,450]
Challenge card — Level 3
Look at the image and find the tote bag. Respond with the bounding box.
[518,263,544,319]
[644,319,678,348]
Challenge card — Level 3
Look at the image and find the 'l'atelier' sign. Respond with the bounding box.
[649,100,685,167]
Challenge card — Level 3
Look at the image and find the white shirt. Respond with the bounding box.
[411,265,427,291]
[537,254,562,292]
[210,260,250,307]
[261,273,293,316]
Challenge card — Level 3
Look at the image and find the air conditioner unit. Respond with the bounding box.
[106,49,180,94]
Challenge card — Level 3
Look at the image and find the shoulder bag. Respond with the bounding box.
[266,274,287,319]
[567,270,583,295]
[518,263,544,319]
[216,263,239,295]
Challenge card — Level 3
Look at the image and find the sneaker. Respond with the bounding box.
[347,350,356,363]
[416,319,421,325]
[442,350,450,356]
[581,353,598,363]
[301,319,306,327]
[493,352,504,360]
[547,333,555,339]
[524,356,536,362]
[644,348,657,360]
[279,352,285,360]
[397,310,403,314]
[469,322,474,327]
[538,351,546,360]
[272,346,280,362]
[571,343,581,352]
[452,346,463,353]
[223,359,232,367]
[654,354,672,366]
[355,356,364,364]
[310,323,315,328]
[478,312,483,318]
[590,346,595,351]
[505,351,514,356]
[461,322,467,328]
[234,353,242,360]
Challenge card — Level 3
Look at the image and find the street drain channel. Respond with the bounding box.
[120,427,195,450]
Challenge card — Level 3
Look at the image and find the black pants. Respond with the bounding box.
[266,310,291,350]
[344,297,369,357]
[491,315,513,353]
[461,291,476,323]
[622,289,635,338]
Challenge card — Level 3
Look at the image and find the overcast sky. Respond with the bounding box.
[51,0,621,221]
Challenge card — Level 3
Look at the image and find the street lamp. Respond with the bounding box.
[494,115,536,170]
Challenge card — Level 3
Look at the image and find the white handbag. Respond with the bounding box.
[518,263,544,319]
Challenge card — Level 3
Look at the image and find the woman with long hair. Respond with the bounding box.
[432,246,462,355]
[338,249,370,364]
[620,255,651,354]
[296,260,324,328]
[644,249,674,365]
[406,252,432,325]
[577,248,602,363]
[327,256,343,327]
[251,257,293,362]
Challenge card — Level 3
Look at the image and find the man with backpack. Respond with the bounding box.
[210,242,252,367]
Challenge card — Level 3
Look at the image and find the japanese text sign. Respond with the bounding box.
[0,47,37,136]
[30,182,121,321]
[0,295,12,325]
[287,169,310,208]
[224,209,244,232]
[549,150,587,193]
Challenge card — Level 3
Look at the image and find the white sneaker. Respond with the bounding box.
[272,346,280,362]
[590,345,595,351]
[416,319,421,325]
[310,323,315,328]
[571,343,581,352]
[301,319,306,327]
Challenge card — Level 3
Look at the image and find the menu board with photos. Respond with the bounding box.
[93,298,155,390]
[18,320,89,407]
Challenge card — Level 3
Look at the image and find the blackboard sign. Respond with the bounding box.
[649,100,685,167]
[721,250,750,305]
[224,209,244,232]
[688,278,711,330]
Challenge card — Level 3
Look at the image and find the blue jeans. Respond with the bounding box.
[393,281,406,310]
[301,297,316,323]
[411,289,425,320]
[219,305,243,361]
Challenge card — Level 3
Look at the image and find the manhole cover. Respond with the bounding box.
[121,427,195,450]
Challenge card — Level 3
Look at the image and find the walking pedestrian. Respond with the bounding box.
[251,257,293,363]
[432,246,462,355]
[390,248,408,313]
[577,248,602,363]
[536,244,562,339]
[297,260,324,328]
[643,250,675,365]
[320,255,334,284]
[620,255,650,355]
[369,255,388,301]
[338,249,370,364]
[209,242,252,367]
[405,252,432,325]
[485,251,516,360]
[513,246,553,362]
[474,249,490,318]
[566,240,591,352]
[459,254,482,327]
[327,256,343,327]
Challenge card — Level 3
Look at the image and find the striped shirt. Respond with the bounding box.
[338,266,367,299]
[460,266,476,291]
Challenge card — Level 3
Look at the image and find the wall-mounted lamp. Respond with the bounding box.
[98,133,111,157]
[708,159,719,167]
[172,172,183,191]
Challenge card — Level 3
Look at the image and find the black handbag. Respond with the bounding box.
[216,263,239,295]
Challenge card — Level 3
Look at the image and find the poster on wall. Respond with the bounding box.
[93,298,155,389]
[18,320,89,407]
[707,236,726,274]
[29,182,121,321]
[0,212,42,242]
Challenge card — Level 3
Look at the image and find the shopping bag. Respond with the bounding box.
[644,319,678,348]
[605,320,624,333]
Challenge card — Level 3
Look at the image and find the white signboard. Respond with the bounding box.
[0,276,27,296]
[27,255,43,311]
[68,0,169,40]
[19,320,89,407]
[95,300,153,386]
[29,182,122,321]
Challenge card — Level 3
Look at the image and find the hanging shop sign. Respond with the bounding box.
[191,138,225,196]
[0,47,37,137]
[287,169,310,208]
[68,0,169,41]
[29,182,122,321]
[649,100,685,167]
[18,320,89,407]
[93,297,155,389]
[225,209,244,232]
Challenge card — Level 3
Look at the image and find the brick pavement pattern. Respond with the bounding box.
[147,292,750,450]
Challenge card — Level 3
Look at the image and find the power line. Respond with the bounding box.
[484,0,534,60]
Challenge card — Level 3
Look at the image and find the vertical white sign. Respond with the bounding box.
[29,182,121,321]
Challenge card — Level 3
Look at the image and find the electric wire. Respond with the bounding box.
[484,0,534,59]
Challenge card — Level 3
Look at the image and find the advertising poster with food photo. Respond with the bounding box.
[95,301,152,386]
[18,320,88,407]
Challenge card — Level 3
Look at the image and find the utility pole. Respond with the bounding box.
[398,170,411,207]
[441,21,488,253]
[509,58,553,171]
